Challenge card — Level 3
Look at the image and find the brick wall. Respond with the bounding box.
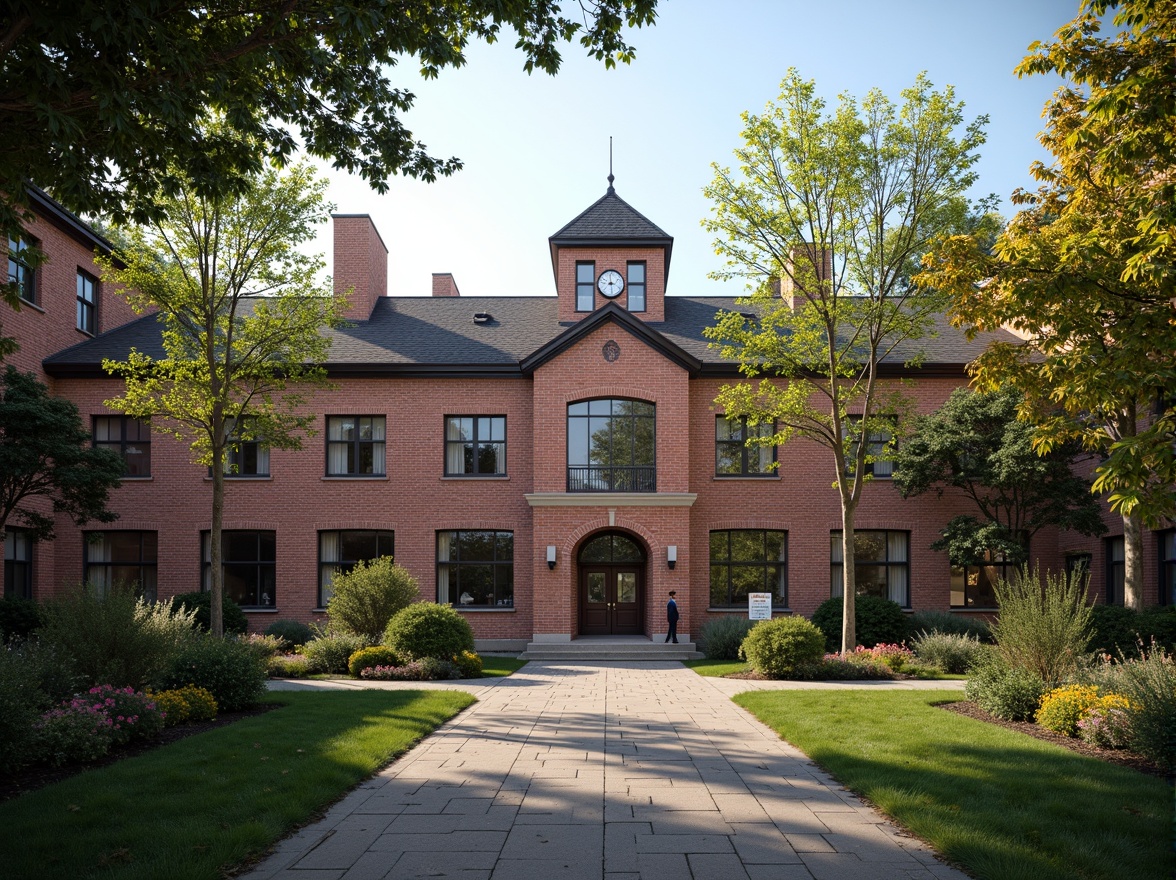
[555,246,667,322]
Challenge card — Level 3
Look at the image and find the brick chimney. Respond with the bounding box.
[779,244,832,308]
[431,273,461,297]
[332,214,388,321]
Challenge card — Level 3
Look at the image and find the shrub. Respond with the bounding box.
[1077,694,1134,749]
[1088,605,1176,658]
[740,616,826,679]
[795,655,896,681]
[907,609,992,642]
[348,646,402,678]
[34,698,116,766]
[966,653,1046,721]
[169,591,248,635]
[0,597,43,642]
[991,566,1092,686]
[267,655,312,679]
[79,685,166,744]
[39,583,197,688]
[384,603,474,661]
[360,658,462,681]
[237,632,284,660]
[326,557,419,641]
[0,642,61,773]
[302,631,373,674]
[811,595,908,652]
[1036,684,1101,736]
[1092,643,1176,771]
[264,619,314,651]
[155,635,267,712]
[700,616,757,660]
[911,631,990,674]
[453,650,483,679]
[854,642,914,672]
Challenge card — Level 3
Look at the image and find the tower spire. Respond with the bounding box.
[607,137,615,193]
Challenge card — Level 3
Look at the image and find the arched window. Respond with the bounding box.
[578,533,646,564]
[567,398,655,492]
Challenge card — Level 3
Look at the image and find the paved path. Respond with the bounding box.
[251,663,969,880]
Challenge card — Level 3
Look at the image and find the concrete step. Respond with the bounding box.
[522,641,701,661]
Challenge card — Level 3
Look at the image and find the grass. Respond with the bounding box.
[479,655,527,677]
[735,689,1174,880]
[0,690,474,880]
[683,657,751,676]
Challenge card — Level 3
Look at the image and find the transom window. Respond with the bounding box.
[203,530,276,608]
[627,262,646,312]
[831,530,909,607]
[437,530,513,608]
[326,416,385,476]
[445,416,506,476]
[77,269,97,334]
[716,416,776,476]
[567,398,655,492]
[710,530,787,608]
[578,533,645,563]
[575,261,595,311]
[85,531,158,601]
[93,416,151,477]
[7,236,35,305]
[4,529,32,600]
[1106,536,1124,606]
[319,530,395,608]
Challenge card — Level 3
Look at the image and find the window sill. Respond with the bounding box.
[20,299,44,314]
[950,607,998,613]
[441,475,510,481]
[76,327,95,338]
[204,475,273,481]
[708,606,790,613]
[712,475,780,481]
[242,608,279,613]
[321,475,389,481]
[118,476,153,482]
[453,607,516,613]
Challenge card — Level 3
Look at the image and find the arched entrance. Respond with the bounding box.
[578,531,646,635]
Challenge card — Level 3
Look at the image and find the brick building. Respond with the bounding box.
[6,182,1174,650]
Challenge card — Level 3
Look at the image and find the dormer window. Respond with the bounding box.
[576,262,595,311]
[627,262,646,312]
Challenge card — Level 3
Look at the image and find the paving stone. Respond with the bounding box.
[388,850,499,878]
[500,823,604,860]
[634,853,690,880]
[490,858,603,880]
[688,852,752,880]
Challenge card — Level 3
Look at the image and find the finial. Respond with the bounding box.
[607,137,615,193]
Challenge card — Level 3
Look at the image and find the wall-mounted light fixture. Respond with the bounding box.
[667,545,677,570]
[547,545,557,570]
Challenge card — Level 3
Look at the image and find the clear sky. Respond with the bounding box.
[310,0,1080,300]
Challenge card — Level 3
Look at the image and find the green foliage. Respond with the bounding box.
[39,584,197,688]
[384,603,474,662]
[302,630,373,675]
[267,655,313,679]
[1088,604,1176,657]
[892,387,1106,564]
[326,557,419,641]
[793,656,895,681]
[452,650,483,679]
[740,616,826,679]
[169,591,248,635]
[911,631,990,675]
[238,633,284,660]
[699,616,758,660]
[0,597,43,642]
[150,685,218,726]
[1091,644,1176,771]
[0,642,61,772]
[1076,693,1134,749]
[990,566,1093,685]
[907,609,992,642]
[264,619,314,651]
[347,646,402,678]
[155,634,267,711]
[965,653,1046,721]
[0,367,124,541]
[1035,684,1101,737]
[811,595,908,652]
[359,657,462,681]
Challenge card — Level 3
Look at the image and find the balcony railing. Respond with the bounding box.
[567,465,656,493]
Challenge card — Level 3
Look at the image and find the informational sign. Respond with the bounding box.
[748,593,773,621]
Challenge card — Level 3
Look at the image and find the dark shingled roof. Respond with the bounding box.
[43,294,1019,379]
[548,188,672,245]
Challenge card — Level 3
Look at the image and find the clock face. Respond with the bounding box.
[597,269,625,298]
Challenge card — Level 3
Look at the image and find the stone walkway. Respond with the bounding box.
[250,662,969,880]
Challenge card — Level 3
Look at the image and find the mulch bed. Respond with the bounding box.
[938,700,1167,779]
[0,703,281,803]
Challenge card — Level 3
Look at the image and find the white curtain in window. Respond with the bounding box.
[445,420,466,473]
[319,531,340,605]
[86,534,113,592]
[255,445,270,474]
[887,532,908,603]
[871,431,894,477]
[437,532,452,604]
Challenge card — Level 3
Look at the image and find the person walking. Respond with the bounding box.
[665,590,679,643]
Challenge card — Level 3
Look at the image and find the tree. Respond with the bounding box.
[918,0,1176,610]
[892,386,1106,567]
[99,160,341,637]
[703,70,987,651]
[0,366,125,546]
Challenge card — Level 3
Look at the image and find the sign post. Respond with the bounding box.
[748,593,772,621]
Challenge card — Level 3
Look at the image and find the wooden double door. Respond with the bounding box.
[579,565,643,635]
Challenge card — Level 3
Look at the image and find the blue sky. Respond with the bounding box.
[311,0,1080,299]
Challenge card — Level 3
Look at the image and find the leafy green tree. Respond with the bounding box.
[918,0,1175,609]
[703,70,987,651]
[0,366,125,545]
[99,161,340,636]
[892,387,1106,566]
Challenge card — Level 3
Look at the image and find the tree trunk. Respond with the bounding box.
[210,447,225,638]
[1122,508,1144,611]
[841,504,856,653]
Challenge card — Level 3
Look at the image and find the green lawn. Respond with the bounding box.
[479,655,527,676]
[0,690,474,880]
[736,689,1174,880]
[683,657,751,676]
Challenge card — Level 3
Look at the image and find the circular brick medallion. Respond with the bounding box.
[602,340,621,362]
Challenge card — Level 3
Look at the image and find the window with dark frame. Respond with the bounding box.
[1065,553,1092,589]
[1160,531,1175,606]
[436,530,513,608]
[445,416,506,476]
[1106,536,1124,606]
[7,236,35,305]
[627,261,646,312]
[842,416,895,477]
[567,398,655,492]
[831,530,910,607]
[85,531,158,601]
[326,416,385,476]
[318,529,395,607]
[76,269,97,333]
[709,530,787,608]
[203,530,276,608]
[225,417,269,477]
[950,547,1025,610]
[575,261,595,311]
[4,529,32,600]
[93,415,151,477]
[715,416,776,476]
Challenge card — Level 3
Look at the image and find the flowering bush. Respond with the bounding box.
[845,643,914,672]
[452,650,483,679]
[149,685,218,726]
[1035,685,1101,736]
[360,658,462,681]
[85,685,166,744]
[1077,694,1133,749]
[912,631,990,674]
[35,698,116,766]
[793,655,896,680]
